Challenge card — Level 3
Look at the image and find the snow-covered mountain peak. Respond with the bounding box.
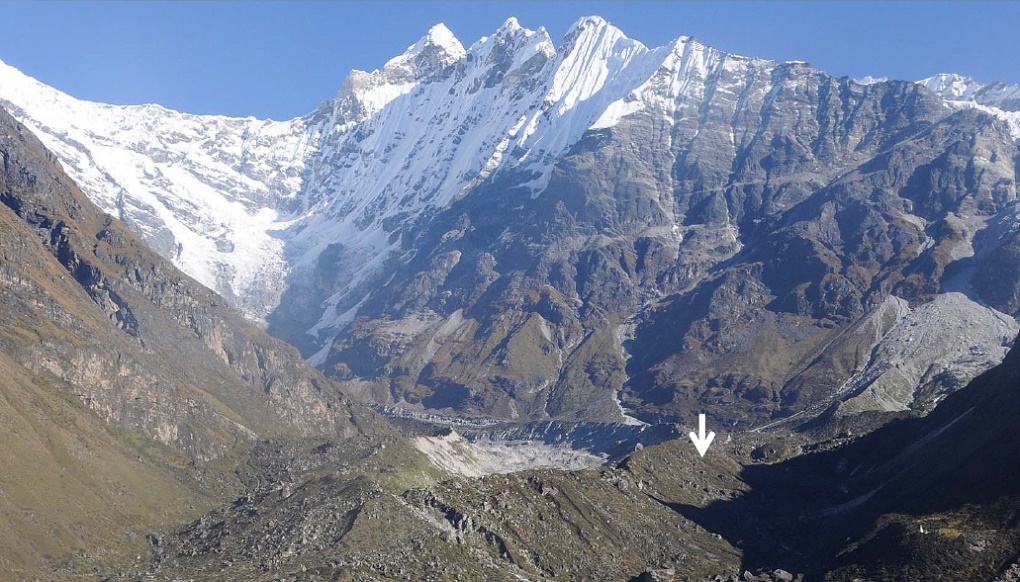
[920,73,1020,111]
[565,15,612,37]
[469,18,555,85]
[918,73,1020,140]
[496,16,523,35]
[0,19,760,334]
[484,16,553,48]
[854,75,889,86]
[406,23,466,64]
[919,73,980,101]
[328,23,470,128]
[374,23,465,85]
[562,15,646,58]
[547,17,649,114]
[0,56,315,321]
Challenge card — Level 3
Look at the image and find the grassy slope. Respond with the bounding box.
[0,351,222,580]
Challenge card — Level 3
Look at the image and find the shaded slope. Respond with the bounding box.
[671,332,1020,580]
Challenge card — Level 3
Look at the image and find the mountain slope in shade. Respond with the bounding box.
[670,330,1020,580]
[2,17,1019,431]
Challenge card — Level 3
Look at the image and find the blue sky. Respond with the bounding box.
[0,1,1016,120]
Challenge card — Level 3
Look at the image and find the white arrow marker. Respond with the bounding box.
[689,413,716,458]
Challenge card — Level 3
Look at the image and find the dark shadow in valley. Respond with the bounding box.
[663,346,1020,579]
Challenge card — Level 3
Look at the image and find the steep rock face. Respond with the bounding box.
[2,18,1019,428]
[0,107,389,461]
[619,105,1019,424]
[321,51,1020,425]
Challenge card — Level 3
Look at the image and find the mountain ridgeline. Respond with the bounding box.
[2,17,1019,430]
[323,61,1020,428]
